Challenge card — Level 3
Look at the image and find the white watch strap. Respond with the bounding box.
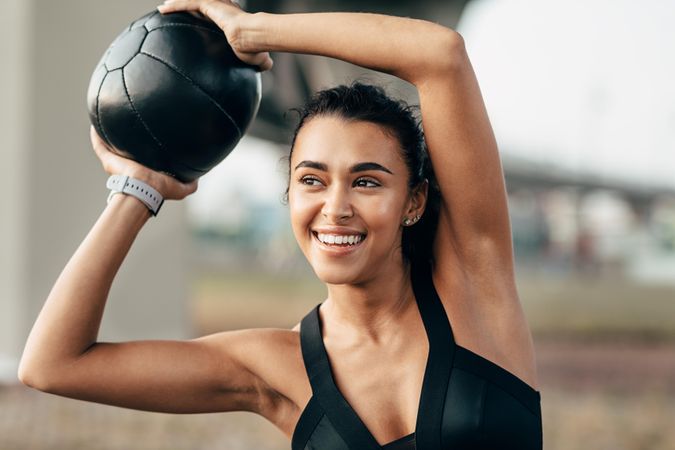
[106,174,164,216]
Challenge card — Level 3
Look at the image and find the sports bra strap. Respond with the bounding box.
[411,261,455,449]
[300,307,382,449]
[298,261,455,449]
[410,261,456,345]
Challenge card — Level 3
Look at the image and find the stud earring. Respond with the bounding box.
[402,215,421,226]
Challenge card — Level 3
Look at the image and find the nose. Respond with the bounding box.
[321,185,353,223]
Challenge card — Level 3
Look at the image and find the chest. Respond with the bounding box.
[289,302,543,450]
[326,335,429,443]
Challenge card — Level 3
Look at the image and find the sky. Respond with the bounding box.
[457,0,675,189]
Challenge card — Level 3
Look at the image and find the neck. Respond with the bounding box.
[322,262,416,342]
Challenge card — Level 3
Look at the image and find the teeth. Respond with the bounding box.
[316,233,364,246]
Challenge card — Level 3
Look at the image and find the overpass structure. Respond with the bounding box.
[502,154,675,216]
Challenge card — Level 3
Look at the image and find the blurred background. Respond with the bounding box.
[1,0,674,449]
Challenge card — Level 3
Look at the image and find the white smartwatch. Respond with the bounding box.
[106,174,164,216]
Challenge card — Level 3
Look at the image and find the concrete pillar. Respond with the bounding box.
[0,0,190,382]
[0,0,33,382]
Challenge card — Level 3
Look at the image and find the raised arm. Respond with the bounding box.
[161,0,513,282]
[256,17,509,281]
[18,129,283,418]
[159,0,530,380]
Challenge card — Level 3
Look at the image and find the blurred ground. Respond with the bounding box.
[189,267,675,339]
[2,271,674,450]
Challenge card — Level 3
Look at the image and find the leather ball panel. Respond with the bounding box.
[86,10,261,182]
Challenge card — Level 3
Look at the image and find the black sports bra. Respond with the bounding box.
[292,262,542,450]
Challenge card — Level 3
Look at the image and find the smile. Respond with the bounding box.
[312,231,366,247]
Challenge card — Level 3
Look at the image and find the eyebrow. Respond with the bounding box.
[294,160,394,175]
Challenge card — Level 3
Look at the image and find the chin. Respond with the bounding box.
[311,263,367,286]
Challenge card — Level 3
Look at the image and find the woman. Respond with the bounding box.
[19,0,542,448]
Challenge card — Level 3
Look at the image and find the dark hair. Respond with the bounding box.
[286,81,441,266]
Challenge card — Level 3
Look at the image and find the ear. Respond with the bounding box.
[405,179,428,219]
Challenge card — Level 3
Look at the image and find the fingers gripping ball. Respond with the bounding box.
[87,11,262,182]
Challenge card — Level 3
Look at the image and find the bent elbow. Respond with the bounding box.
[17,365,40,390]
[17,359,58,392]
[17,361,43,390]
[413,29,468,84]
[439,30,468,72]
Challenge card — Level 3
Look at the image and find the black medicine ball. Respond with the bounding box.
[87,11,262,182]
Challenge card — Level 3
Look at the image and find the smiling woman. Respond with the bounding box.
[282,82,541,450]
[286,84,439,268]
[286,90,432,285]
[19,0,541,449]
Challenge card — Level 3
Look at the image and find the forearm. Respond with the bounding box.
[235,11,461,84]
[19,194,151,379]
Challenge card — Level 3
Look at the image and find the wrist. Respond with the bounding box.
[234,11,272,53]
[106,174,164,216]
[128,169,164,195]
[106,192,152,221]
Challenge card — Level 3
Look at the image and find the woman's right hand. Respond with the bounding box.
[90,126,198,201]
[157,0,274,72]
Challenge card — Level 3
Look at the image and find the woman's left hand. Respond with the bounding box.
[157,0,274,71]
[90,126,198,201]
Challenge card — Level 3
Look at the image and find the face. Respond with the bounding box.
[288,116,426,285]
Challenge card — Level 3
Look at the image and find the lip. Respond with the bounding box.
[311,230,366,255]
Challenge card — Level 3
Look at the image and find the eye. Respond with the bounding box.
[299,175,323,187]
[354,177,380,188]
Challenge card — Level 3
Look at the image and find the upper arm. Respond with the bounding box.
[24,328,281,415]
[414,32,515,282]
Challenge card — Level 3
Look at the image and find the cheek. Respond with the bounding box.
[355,192,407,245]
[288,190,316,236]
[364,191,406,223]
[363,204,394,231]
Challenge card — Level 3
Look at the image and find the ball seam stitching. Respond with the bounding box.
[139,50,243,139]
[120,67,167,153]
[95,69,115,147]
[151,23,223,36]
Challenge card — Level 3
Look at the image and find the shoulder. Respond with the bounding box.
[223,327,311,428]
[226,327,307,394]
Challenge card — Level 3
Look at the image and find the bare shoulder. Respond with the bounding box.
[203,326,307,389]
[205,326,310,433]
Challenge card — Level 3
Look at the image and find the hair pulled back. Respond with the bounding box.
[287,81,441,266]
